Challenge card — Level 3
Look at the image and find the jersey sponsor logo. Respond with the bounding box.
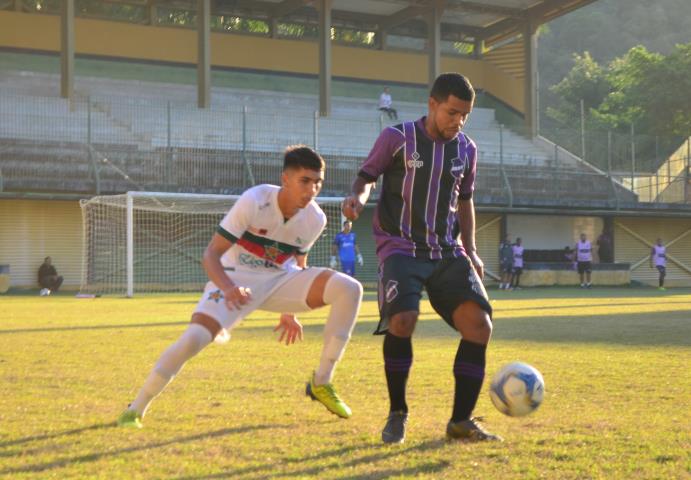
[385,280,399,303]
[258,201,271,210]
[238,252,281,270]
[207,289,224,303]
[450,157,466,179]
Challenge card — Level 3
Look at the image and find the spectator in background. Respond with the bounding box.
[564,246,576,270]
[509,237,524,290]
[576,233,593,288]
[597,228,613,263]
[498,234,513,290]
[378,87,398,120]
[650,238,667,291]
[38,256,63,294]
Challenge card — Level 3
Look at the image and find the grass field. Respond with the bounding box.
[1,288,690,479]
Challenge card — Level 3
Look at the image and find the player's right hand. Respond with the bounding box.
[224,285,252,310]
[342,195,364,221]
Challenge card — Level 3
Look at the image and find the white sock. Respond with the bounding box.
[314,273,363,386]
[129,323,213,416]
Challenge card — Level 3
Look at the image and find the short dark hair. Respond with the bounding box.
[430,73,475,103]
[283,145,325,172]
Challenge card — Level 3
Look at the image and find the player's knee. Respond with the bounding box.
[389,311,417,337]
[325,271,363,303]
[453,301,492,340]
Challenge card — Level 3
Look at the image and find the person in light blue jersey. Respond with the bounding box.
[331,220,363,277]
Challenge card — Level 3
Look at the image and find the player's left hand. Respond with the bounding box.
[273,313,303,345]
[467,251,484,279]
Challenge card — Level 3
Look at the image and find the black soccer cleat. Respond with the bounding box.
[446,417,503,442]
[382,410,408,444]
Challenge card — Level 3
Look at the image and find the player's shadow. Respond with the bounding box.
[0,422,114,450]
[0,424,281,476]
[495,298,691,311]
[172,438,450,479]
[0,321,189,335]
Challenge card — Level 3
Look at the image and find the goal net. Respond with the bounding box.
[80,191,345,296]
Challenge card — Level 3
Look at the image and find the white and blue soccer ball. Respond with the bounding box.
[489,362,544,417]
[39,288,51,296]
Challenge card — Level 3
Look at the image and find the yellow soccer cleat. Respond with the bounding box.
[117,409,143,429]
[305,374,352,419]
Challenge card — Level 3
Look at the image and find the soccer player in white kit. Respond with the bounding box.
[117,146,363,428]
[650,238,667,290]
[576,233,593,288]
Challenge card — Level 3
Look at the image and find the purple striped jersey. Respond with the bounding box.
[358,117,477,262]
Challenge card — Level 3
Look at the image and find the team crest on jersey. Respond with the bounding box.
[264,242,281,261]
[385,280,399,303]
[406,151,423,169]
[450,156,466,178]
[207,289,224,303]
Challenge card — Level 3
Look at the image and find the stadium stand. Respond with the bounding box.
[0,70,636,206]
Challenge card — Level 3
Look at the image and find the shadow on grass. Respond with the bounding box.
[493,299,691,312]
[0,424,283,476]
[0,321,189,335]
[173,438,450,480]
[0,422,114,449]
[489,287,691,300]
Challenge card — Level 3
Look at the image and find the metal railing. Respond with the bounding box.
[1,91,689,207]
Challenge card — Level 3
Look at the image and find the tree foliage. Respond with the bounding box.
[548,43,691,138]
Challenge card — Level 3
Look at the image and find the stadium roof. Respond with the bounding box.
[177,0,599,46]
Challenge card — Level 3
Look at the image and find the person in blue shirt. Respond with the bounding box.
[331,220,363,277]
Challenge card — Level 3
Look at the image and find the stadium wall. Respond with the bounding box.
[0,11,524,113]
[0,199,83,289]
[2,199,690,290]
[614,216,691,287]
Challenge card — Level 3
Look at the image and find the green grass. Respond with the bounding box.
[1,288,690,479]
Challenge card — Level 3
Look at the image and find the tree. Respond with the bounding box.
[546,52,609,126]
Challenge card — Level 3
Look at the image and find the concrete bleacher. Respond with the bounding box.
[2,70,632,205]
[0,70,556,164]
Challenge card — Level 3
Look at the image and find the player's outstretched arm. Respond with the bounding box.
[343,176,374,221]
[202,233,252,309]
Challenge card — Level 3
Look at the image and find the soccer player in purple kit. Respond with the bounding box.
[343,73,501,444]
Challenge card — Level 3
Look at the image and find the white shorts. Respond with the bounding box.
[194,266,327,332]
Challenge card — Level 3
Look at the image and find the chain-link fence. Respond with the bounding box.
[540,120,690,204]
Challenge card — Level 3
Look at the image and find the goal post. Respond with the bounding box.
[80,191,345,296]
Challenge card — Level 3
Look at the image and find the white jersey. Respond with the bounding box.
[217,184,327,272]
[577,240,592,262]
[512,245,524,268]
[652,245,666,267]
[379,92,392,108]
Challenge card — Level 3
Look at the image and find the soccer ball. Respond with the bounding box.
[39,288,51,296]
[489,362,544,417]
